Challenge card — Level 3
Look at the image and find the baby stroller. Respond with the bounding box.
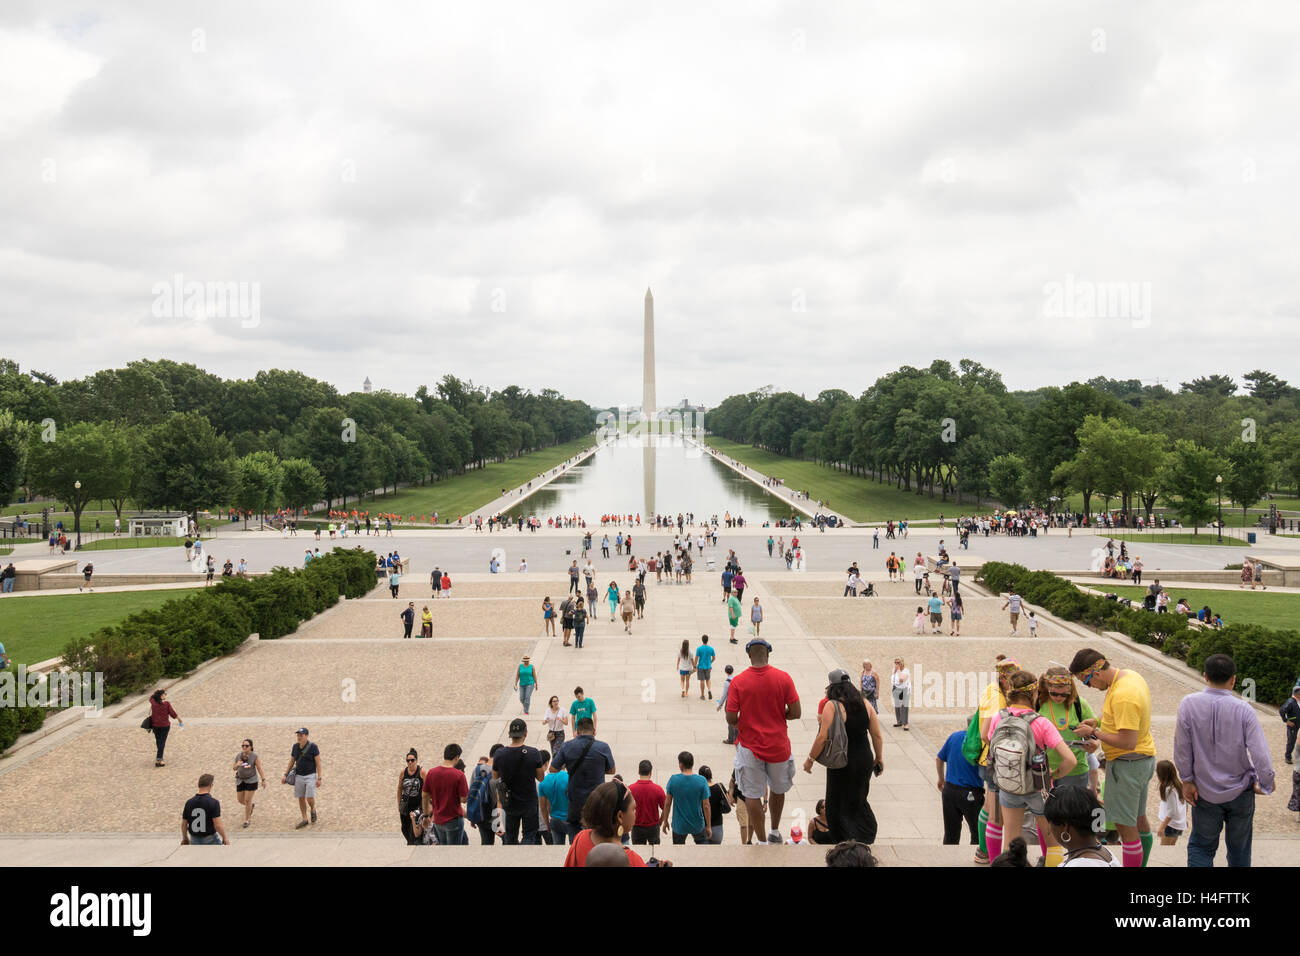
[1142,593,1157,612]
[861,582,876,597]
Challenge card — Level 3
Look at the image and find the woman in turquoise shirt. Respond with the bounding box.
[606,581,620,622]
[515,655,539,715]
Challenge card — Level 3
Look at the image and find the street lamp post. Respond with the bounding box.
[73,480,82,550]
[1215,474,1222,543]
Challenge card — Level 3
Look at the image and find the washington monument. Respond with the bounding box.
[642,287,656,515]
[643,287,656,423]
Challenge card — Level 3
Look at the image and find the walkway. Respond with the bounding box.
[1,544,1294,864]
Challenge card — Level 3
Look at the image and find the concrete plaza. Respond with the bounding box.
[1,524,1297,866]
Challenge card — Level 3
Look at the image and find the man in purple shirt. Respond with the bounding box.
[1173,654,1275,868]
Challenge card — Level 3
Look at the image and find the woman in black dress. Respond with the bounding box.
[803,669,883,844]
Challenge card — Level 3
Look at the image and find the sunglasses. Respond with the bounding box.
[406,758,416,763]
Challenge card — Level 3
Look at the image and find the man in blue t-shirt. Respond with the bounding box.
[538,764,571,844]
[936,730,985,845]
[694,635,717,701]
[663,751,711,844]
[927,594,944,634]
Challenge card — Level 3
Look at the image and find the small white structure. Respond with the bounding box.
[129,512,187,537]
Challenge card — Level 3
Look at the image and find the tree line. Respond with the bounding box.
[704,361,1300,528]
[0,359,594,527]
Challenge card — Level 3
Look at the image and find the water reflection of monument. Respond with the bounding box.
[643,287,656,517]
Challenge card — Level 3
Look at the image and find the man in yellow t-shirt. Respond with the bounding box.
[1069,648,1155,868]
[973,655,1019,864]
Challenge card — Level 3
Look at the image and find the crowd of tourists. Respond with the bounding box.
[168,634,1297,867]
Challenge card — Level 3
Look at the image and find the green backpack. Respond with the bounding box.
[961,709,984,766]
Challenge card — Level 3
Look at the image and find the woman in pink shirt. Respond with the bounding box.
[985,670,1077,866]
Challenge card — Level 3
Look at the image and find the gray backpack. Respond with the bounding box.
[815,701,849,770]
[989,708,1047,795]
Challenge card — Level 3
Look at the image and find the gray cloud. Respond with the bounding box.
[0,0,1297,408]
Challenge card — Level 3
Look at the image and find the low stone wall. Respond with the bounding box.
[1068,568,1285,586]
[37,572,262,590]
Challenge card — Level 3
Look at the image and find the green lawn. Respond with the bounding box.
[0,588,204,668]
[76,537,188,552]
[1098,585,1299,631]
[705,438,977,522]
[314,436,597,521]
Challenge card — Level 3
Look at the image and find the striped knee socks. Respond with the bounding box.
[985,822,1003,860]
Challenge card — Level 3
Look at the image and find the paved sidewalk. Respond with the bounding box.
[2,560,1295,863]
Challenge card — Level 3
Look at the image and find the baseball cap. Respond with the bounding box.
[295,727,309,735]
[828,668,852,685]
[746,637,772,653]
[508,717,528,738]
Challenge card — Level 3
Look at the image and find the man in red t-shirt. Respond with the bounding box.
[628,759,667,846]
[422,743,470,846]
[725,638,801,843]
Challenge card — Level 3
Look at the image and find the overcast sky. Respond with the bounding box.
[2,1,1298,410]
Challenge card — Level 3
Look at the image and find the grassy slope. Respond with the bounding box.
[704,441,1299,528]
[317,436,596,521]
[0,588,204,667]
[1098,585,1299,631]
[705,438,974,522]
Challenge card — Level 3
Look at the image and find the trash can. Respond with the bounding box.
[1246,532,1256,544]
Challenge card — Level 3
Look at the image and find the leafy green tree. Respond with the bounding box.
[1022,384,1128,501]
[1242,370,1292,404]
[989,453,1026,509]
[1162,440,1220,533]
[26,421,135,542]
[135,413,236,525]
[58,366,175,425]
[234,451,283,528]
[280,458,326,514]
[1179,374,1237,398]
[0,409,28,509]
[1222,443,1272,524]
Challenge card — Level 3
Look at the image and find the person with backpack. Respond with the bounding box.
[493,718,547,845]
[986,669,1077,867]
[803,669,881,844]
[464,746,503,844]
[560,594,576,646]
[972,655,1018,864]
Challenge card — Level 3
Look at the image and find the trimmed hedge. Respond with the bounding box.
[59,548,377,705]
[975,561,1300,705]
[0,683,54,752]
